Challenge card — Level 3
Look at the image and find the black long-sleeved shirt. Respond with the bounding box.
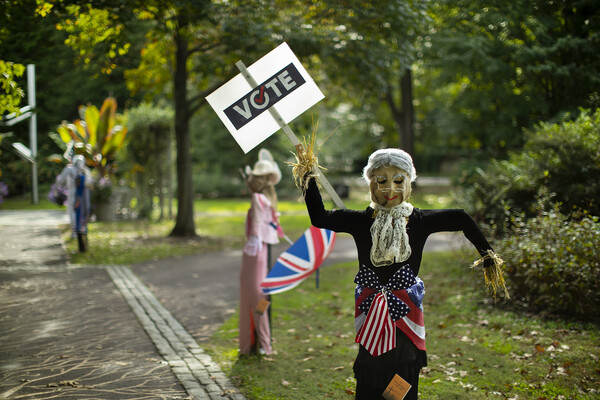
[304,178,493,284]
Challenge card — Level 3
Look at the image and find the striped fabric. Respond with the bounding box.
[356,290,396,356]
[354,265,426,356]
[261,226,336,294]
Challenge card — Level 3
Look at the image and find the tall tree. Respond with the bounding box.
[50,1,235,236]
[313,1,429,155]
[423,0,600,157]
[46,0,429,236]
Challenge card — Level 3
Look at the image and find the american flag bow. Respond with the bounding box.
[261,226,336,295]
[354,265,426,356]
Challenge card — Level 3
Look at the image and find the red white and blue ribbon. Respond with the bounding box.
[355,265,425,356]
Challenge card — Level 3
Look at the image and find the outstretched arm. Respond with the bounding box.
[421,209,493,255]
[304,177,361,234]
[421,208,508,298]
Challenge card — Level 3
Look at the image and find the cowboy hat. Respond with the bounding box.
[245,149,282,184]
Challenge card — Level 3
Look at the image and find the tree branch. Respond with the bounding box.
[188,78,231,114]
[189,41,222,56]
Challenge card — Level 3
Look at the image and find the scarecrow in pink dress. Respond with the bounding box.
[239,149,283,355]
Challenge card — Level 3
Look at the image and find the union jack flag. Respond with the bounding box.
[261,226,336,295]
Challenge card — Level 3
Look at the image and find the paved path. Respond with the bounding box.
[0,209,466,399]
[0,210,245,400]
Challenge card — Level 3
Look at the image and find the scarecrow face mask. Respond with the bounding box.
[369,165,411,208]
[248,174,274,194]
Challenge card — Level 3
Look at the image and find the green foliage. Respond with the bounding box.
[55,4,131,75]
[52,97,128,178]
[500,204,600,322]
[457,108,600,228]
[422,0,600,158]
[1,1,138,197]
[0,60,25,115]
[530,110,600,215]
[123,102,173,218]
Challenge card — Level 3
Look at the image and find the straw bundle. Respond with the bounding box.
[472,250,510,300]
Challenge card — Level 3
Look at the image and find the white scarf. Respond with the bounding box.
[370,202,414,267]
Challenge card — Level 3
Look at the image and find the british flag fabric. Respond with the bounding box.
[261,226,336,295]
[354,265,426,356]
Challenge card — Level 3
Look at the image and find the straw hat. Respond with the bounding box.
[245,149,281,184]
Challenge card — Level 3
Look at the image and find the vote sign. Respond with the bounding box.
[206,42,325,153]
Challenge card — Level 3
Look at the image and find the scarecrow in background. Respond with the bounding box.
[293,147,507,399]
[239,149,284,356]
[57,154,92,251]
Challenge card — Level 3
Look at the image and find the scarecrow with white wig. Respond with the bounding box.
[293,147,507,399]
[239,149,284,356]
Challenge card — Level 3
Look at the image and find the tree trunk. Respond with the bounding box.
[385,68,414,156]
[169,29,197,237]
[400,68,414,156]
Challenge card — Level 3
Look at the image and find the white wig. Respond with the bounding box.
[362,148,417,183]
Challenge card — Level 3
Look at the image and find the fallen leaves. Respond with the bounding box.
[535,344,545,353]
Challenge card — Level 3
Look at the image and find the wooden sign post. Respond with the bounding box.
[206,42,346,209]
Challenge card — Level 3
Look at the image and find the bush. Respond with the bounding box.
[123,103,173,218]
[500,204,600,321]
[457,108,600,231]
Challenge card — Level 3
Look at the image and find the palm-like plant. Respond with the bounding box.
[51,97,127,178]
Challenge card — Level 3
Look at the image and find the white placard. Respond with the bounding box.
[206,42,325,153]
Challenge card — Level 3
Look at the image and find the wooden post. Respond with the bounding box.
[235,61,346,210]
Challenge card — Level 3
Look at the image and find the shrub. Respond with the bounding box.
[500,204,600,321]
[123,103,173,219]
[457,108,600,231]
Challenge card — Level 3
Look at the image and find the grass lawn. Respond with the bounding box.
[50,186,456,264]
[203,251,600,399]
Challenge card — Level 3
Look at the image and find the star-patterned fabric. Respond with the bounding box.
[354,265,416,322]
[354,265,418,356]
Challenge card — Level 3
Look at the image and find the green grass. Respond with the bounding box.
[62,220,228,264]
[55,186,456,264]
[204,251,600,399]
[0,197,59,210]
[62,203,316,264]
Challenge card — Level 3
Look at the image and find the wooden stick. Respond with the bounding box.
[235,60,346,210]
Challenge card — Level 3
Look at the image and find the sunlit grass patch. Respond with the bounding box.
[206,251,600,399]
[65,220,226,265]
[206,260,359,400]
[63,198,316,265]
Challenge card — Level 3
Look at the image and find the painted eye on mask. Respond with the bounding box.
[375,175,406,193]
